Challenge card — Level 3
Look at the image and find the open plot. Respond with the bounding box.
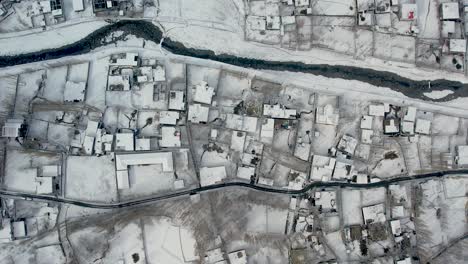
[374,33,416,63]
[65,155,118,202]
[0,75,18,124]
[312,26,355,55]
[245,204,287,234]
[43,66,67,102]
[14,70,45,116]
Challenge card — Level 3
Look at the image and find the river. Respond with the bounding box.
[0,20,466,102]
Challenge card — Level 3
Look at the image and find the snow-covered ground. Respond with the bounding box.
[3,148,60,193]
[0,0,465,85]
[0,20,109,56]
[65,155,118,202]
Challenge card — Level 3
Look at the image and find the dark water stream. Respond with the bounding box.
[0,20,466,102]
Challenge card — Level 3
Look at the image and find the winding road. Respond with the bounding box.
[0,169,466,209]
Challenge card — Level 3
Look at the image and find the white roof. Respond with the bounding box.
[360,115,373,129]
[116,170,130,189]
[2,119,23,137]
[361,129,373,144]
[72,0,84,11]
[266,16,281,30]
[442,21,456,36]
[159,111,179,125]
[227,250,247,264]
[368,104,385,116]
[205,248,225,264]
[237,166,255,180]
[85,120,99,137]
[159,127,181,148]
[0,218,12,242]
[137,75,148,83]
[282,16,295,25]
[108,75,130,91]
[310,155,336,182]
[401,121,414,134]
[337,135,358,155]
[188,104,209,123]
[263,104,296,119]
[83,136,94,154]
[42,165,60,177]
[362,203,386,224]
[136,138,151,151]
[396,258,412,264]
[415,119,431,135]
[225,114,258,133]
[51,8,62,16]
[450,39,466,53]
[115,133,134,151]
[115,152,174,171]
[333,161,354,180]
[456,145,468,165]
[193,81,215,105]
[231,131,246,152]
[153,65,166,82]
[261,118,275,141]
[392,205,406,218]
[390,219,401,236]
[403,106,417,122]
[200,166,227,186]
[12,221,26,238]
[169,91,185,110]
[441,2,460,20]
[39,1,51,13]
[356,173,368,184]
[110,53,138,67]
[316,104,339,125]
[358,12,373,26]
[64,81,86,102]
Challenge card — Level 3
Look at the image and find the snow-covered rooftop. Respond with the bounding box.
[159,127,181,148]
[64,81,86,102]
[263,104,296,119]
[188,104,209,123]
[193,81,215,105]
[441,2,460,20]
[316,104,339,125]
[169,91,185,110]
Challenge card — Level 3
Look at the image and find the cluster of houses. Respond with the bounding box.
[0,199,58,243]
[0,0,143,30]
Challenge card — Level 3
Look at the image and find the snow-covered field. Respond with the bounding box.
[65,155,118,202]
[143,217,199,263]
[0,20,109,56]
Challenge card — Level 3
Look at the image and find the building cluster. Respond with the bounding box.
[0,0,145,32]
[203,238,248,264]
[245,0,467,73]
[2,51,467,199]
[0,198,58,244]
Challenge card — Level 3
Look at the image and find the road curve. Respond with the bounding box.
[0,169,466,209]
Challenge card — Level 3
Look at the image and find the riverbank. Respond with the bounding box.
[0,20,467,102]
